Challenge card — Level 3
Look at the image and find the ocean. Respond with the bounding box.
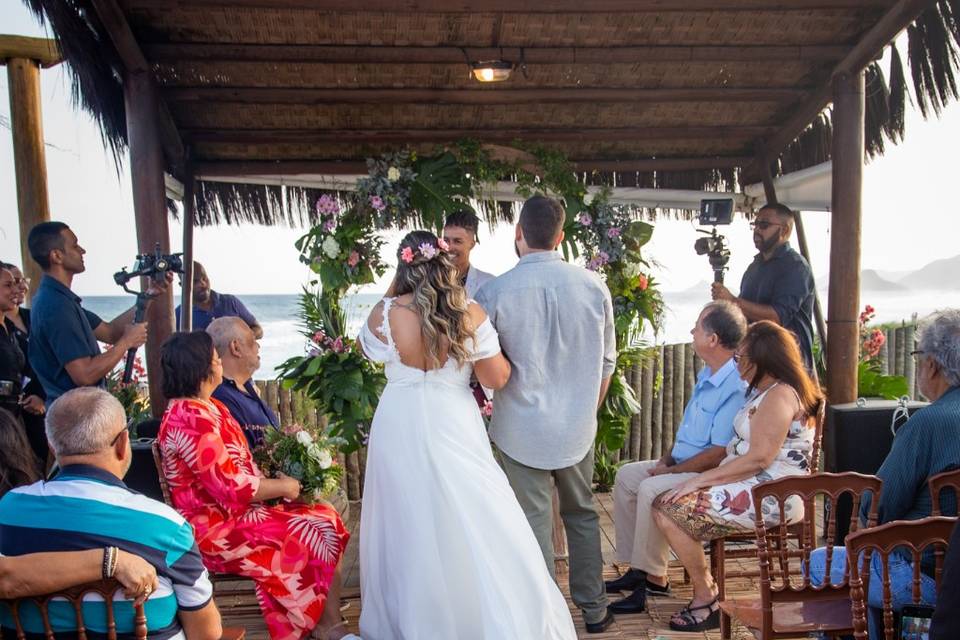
[81,287,958,379]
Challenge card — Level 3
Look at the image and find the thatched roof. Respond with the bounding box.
[24,0,960,225]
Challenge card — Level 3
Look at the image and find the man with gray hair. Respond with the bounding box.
[208,317,278,447]
[0,387,222,640]
[606,301,747,614]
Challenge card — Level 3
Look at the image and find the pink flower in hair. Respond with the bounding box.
[419,243,438,259]
[400,247,415,263]
[437,238,450,252]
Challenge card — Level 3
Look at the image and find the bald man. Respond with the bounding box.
[207,317,278,447]
[176,262,263,338]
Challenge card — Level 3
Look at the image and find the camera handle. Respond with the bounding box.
[713,268,725,285]
[122,291,154,383]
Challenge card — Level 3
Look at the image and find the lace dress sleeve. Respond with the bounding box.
[470,317,502,361]
[359,298,397,363]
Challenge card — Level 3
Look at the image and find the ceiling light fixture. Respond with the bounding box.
[471,60,514,83]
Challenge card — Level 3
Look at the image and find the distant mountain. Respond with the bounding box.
[899,255,960,290]
[860,269,906,292]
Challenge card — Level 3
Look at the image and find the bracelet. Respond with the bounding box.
[101,547,113,580]
[108,547,119,578]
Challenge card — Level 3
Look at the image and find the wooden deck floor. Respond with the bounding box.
[218,493,798,640]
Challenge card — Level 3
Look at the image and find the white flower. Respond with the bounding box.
[295,430,313,446]
[584,190,595,205]
[321,236,340,259]
[387,166,401,182]
[317,449,333,470]
[307,442,322,460]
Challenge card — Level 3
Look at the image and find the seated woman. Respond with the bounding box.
[0,408,41,497]
[157,332,353,640]
[652,320,823,631]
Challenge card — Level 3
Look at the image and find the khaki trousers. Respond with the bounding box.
[498,447,609,624]
[612,459,698,576]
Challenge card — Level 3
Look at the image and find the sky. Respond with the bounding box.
[2,4,960,300]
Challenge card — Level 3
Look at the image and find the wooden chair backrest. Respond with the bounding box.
[809,399,826,472]
[929,467,960,516]
[0,579,146,640]
[151,440,174,507]
[750,471,883,632]
[845,516,957,640]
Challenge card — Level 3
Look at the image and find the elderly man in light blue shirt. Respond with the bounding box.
[605,301,747,615]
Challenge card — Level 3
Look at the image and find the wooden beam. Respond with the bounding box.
[89,0,186,176]
[180,169,195,332]
[0,35,61,68]
[165,86,805,105]
[184,126,774,144]
[826,71,864,404]
[743,0,939,181]
[126,0,895,12]
[125,70,175,416]
[143,43,850,65]
[6,58,50,301]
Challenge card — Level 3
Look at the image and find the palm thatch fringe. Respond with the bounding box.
[865,62,892,157]
[907,1,960,119]
[887,43,909,143]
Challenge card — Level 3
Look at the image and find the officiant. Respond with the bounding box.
[442,210,494,297]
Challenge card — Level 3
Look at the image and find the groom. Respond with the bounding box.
[476,195,617,633]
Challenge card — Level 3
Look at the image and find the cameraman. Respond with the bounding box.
[711,204,815,370]
[26,222,171,405]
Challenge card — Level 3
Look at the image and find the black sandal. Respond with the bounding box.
[668,596,720,631]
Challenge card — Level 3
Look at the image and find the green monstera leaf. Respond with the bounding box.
[409,152,475,232]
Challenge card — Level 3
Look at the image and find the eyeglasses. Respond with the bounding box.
[733,353,745,363]
[750,220,783,231]
[910,350,926,360]
[109,428,127,447]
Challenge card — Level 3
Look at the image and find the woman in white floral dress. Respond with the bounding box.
[652,320,823,632]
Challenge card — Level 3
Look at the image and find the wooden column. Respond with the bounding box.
[124,71,174,415]
[180,171,195,331]
[826,71,865,404]
[6,58,50,299]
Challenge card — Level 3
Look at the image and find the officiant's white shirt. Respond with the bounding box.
[476,251,616,470]
[465,264,495,298]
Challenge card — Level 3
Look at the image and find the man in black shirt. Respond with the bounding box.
[711,203,815,370]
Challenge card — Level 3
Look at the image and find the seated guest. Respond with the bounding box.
[0,408,41,497]
[176,262,262,337]
[808,309,960,634]
[0,549,158,601]
[0,262,47,463]
[932,519,960,639]
[0,387,222,640]
[207,317,278,447]
[652,320,822,631]
[607,301,747,613]
[157,332,353,640]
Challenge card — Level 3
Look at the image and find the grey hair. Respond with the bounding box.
[917,309,960,387]
[207,316,250,356]
[46,387,127,457]
[700,300,748,350]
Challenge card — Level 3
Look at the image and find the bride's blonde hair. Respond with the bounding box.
[393,230,476,369]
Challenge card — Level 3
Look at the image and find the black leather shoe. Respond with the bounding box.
[646,580,671,596]
[608,588,647,614]
[584,610,615,634]
[604,567,645,593]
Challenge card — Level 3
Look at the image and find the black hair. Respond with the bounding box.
[759,203,796,220]
[518,196,565,250]
[27,222,70,270]
[443,210,481,242]
[160,331,216,399]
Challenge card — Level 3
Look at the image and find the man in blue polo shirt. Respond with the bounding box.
[176,262,262,338]
[26,222,170,406]
[207,317,278,447]
[0,387,222,640]
[605,301,748,614]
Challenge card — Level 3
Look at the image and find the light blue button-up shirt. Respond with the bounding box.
[670,357,746,464]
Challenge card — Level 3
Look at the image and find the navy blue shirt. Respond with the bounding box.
[739,242,815,369]
[175,291,257,332]
[212,377,279,448]
[28,276,104,405]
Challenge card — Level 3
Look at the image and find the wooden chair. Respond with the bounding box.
[929,467,960,516]
[718,472,882,639]
[714,400,826,638]
[845,516,957,640]
[0,579,145,640]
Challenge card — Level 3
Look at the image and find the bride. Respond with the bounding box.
[357,230,577,639]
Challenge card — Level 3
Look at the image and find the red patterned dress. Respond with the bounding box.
[158,398,350,640]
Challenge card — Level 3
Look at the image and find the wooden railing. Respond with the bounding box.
[254,320,920,499]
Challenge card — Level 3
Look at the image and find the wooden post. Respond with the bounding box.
[826,70,865,404]
[660,345,673,456]
[6,58,50,300]
[640,356,654,461]
[124,70,175,416]
[180,171,195,331]
[652,346,664,459]
[671,343,685,444]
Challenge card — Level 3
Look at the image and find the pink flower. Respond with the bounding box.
[607,227,621,238]
[437,238,450,252]
[419,243,438,259]
[312,330,326,344]
[638,275,649,291]
[400,247,415,263]
[369,195,386,211]
[316,194,340,216]
[347,251,360,267]
[322,219,336,232]
[331,337,345,353]
[578,213,592,226]
[481,400,494,417]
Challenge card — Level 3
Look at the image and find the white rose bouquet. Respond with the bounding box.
[253,423,344,503]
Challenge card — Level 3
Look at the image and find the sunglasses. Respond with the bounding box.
[750,220,783,231]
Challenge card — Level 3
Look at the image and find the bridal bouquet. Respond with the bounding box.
[253,424,344,503]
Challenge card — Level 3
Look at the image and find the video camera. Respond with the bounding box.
[114,244,185,382]
[694,199,733,284]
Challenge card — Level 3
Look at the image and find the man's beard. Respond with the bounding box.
[755,234,779,254]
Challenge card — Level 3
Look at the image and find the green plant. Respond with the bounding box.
[102,349,151,428]
[856,305,909,399]
[252,422,344,501]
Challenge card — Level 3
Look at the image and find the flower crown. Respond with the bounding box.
[400,238,449,264]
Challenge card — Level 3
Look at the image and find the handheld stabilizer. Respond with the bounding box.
[694,199,733,284]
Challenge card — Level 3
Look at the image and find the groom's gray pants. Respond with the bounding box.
[498,446,609,624]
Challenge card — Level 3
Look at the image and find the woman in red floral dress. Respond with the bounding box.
[157,332,354,640]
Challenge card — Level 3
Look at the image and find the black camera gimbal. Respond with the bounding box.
[694,199,734,284]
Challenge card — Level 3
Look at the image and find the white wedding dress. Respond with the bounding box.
[357,297,577,640]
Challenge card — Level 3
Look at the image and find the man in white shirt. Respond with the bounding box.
[443,210,494,298]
